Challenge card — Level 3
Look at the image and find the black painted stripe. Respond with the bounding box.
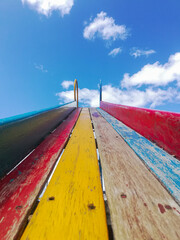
[0,102,76,179]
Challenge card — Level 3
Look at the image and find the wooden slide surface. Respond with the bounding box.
[21,108,108,240]
[97,108,180,205]
[91,108,180,240]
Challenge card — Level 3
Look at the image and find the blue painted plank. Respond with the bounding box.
[97,108,180,205]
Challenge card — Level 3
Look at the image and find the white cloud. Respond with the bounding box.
[57,53,180,109]
[130,48,156,58]
[56,85,179,108]
[122,52,180,88]
[56,88,99,107]
[108,47,122,57]
[22,0,74,16]
[102,85,177,108]
[83,11,128,41]
[34,63,48,72]
[61,80,74,89]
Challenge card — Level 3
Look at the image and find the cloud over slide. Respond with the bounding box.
[57,83,178,108]
[57,53,180,109]
[83,12,128,41]
[22,0,74,16]
[122,52,180,88]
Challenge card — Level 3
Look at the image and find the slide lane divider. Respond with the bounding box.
[0,108,81,240]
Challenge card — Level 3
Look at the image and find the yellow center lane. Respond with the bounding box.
[21,108,108,240]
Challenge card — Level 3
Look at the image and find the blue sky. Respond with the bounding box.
[0,0,180,118]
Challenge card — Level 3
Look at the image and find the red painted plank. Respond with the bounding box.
[100,101,180,160]
[0,108,81,240]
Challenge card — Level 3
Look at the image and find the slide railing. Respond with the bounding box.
[99,82,180,160]
[0,79,78,179]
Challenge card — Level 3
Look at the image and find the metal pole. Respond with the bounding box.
[74,79,78,108]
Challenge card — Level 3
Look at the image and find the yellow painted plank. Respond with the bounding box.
[21,108,108,240]
[90,108,180,240]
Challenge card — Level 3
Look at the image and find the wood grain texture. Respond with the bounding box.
[0,102,76,178]
[21,108,108,240]
[90,108,180,240]
[0,108,81,240]
[97,108,180,205]
[100,101,180,160]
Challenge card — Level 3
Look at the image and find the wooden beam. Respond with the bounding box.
[100,101,180,160]
[97,108,180,205]
[90,108,180,240]
[0,108,81,240]
[0,102,76,178]
[21,108,108,240]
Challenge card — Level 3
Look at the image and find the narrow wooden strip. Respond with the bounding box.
[90,108,180,240]
[0,108,81,240]
[0,101,76,178]
[100,101,180,160]
[21,108,108,240]
[97,108,180,205]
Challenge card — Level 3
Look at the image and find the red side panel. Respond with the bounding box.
[100,101,180,160]
[0,108,81,240]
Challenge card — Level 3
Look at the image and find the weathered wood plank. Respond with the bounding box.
[0,108,81,240]
[0,101,76,178]
[97,107,180,205]
[90,108,180,240]
[100,101,180,160]
[21,108,108,240]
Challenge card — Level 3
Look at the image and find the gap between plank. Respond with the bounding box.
[89,108,114,240]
